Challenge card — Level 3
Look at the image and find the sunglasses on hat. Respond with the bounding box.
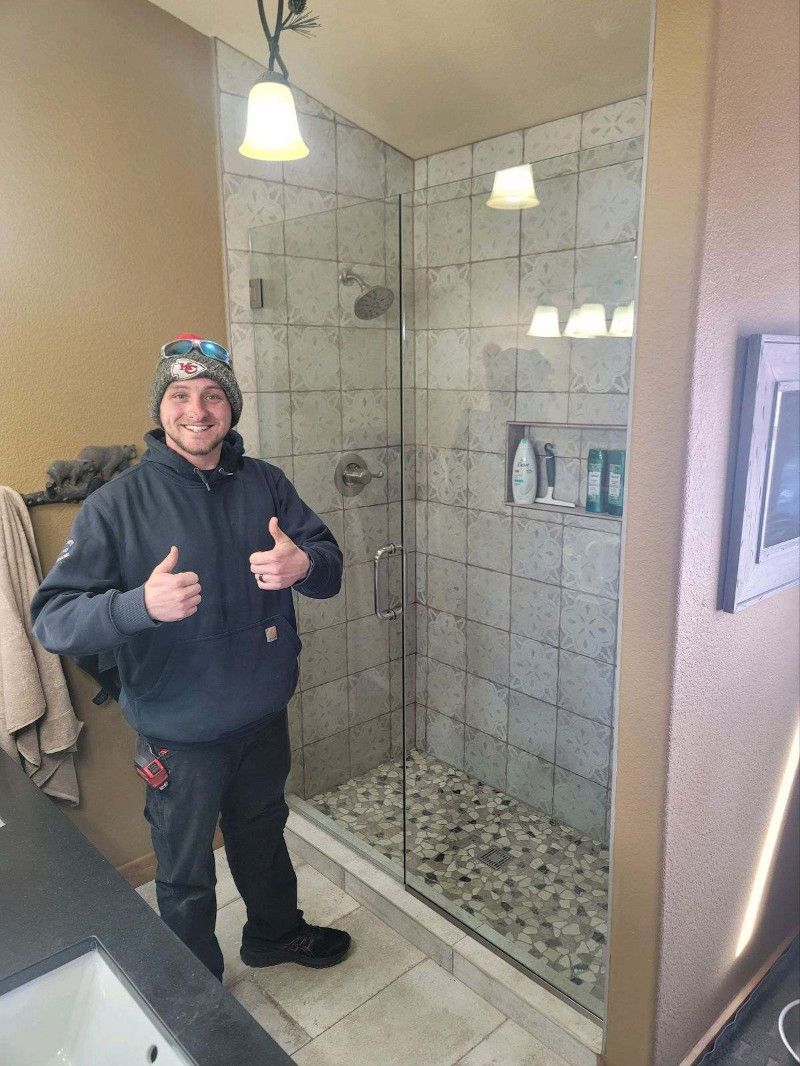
[160,336,232,366]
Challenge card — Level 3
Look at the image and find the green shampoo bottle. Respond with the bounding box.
[606,450,625,516]
[586,449,607,513]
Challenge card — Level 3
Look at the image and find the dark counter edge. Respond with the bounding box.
[0,750,292,1066]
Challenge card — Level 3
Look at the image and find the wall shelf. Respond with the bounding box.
[504,420,627,520]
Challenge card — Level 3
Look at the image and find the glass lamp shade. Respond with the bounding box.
[564,305,605,338]
[239,80,309,161]
[527,305,561,337]
[577,303,608,337]
[486,164,540,210]
[609,301,635,337]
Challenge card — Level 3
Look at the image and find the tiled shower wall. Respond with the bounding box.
[412,97,646,842]
[212,41,415,798]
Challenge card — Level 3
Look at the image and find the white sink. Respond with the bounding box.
[0,941,195,1065]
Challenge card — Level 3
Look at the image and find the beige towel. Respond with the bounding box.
[0,486,82,804]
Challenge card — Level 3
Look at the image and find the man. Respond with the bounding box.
[31,334,349,981]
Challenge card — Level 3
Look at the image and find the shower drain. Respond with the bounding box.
[477,846,511,870]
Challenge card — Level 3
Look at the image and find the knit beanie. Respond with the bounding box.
[149,335,243,427]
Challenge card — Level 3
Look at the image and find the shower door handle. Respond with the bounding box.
[374,543,403,620]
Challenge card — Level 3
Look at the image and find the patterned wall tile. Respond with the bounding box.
[283,116,337,192]
[471,195,520,261]
[337,199,387,265]
[427,502,468,562]
[414,158,428,190]
[466,674,509,741]
[427,264,471,328]
[467,451,507,513]
[386,145,414,196]
[296,582,346,633]
[577,161,642,247]
[427,555,467,616]
[509,634,558,703]
[580,136,644,171]
[514,391,569,423]
[342,389,389,449]
[426,708,466,769]
[427,608,467,671]
[580,97,646,149]
[467,510,512,573]
[573,241,636,309]
[428,390,470,449]
[427,197,471,266]
[348,663,392,725]
[467,620,510,686]
[336,123,386,199]
[511,515,563,585]
[465,727,507,792]
[519,249,574,325]
[300,623,348,690]
[291,391,342,454]
[257,392,292,455]
[560,589,618,663]
[223,174,284,251]
[350,714,391,777]
[427,448,468,506]
[284,208,336,260]
[524,115,582,162]
[343,504,388,566]
[254,324,289,391]
[340,328,387,390]
[301,677,349,744]
[473,131,523,175]
[507,691,557,763]
[520,173,578,255]
[427,659,466,720]
[467,565,511,630]
[428,145,473,186]
[510,576,560,646]
[428,329,470,389]
[507,746,554,814]
[288,325,339,390]
[568,393,628,426]
[284,185,337,220]
[469,326,518,391]
[561,526,621,598]
[291,451,342,513]
[515,337,571,392]
[303,729,350,796]
[286,256,339,325]
[428,178,472,204]
[470,258,519,327]
[347,616,390,674]
[570,338,631,394]
[468,391,515,454]
[556,709,611,786]
[557,650,615,726]
[553,767,607,840]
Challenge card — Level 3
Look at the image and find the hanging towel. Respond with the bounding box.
[0,486,82,804]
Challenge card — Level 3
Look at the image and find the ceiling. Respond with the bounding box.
[150,0,652,158]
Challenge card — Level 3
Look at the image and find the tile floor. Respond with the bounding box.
[137,846,573,1064]
[305,751,608,1013]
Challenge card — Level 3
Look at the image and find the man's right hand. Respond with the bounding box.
[143,546,201,622]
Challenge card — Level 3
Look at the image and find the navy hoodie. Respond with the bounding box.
[31,430,342,744]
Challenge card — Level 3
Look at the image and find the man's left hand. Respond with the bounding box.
[250,517,310,590]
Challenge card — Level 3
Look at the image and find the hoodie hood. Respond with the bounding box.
[141,429,245,486]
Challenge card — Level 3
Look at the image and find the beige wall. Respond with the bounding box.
[606,1,800,1063]
[0,0,228,867]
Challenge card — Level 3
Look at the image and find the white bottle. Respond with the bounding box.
[511,437,536,504]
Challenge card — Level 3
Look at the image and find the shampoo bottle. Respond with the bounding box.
[606,450,626,515]
[586,448,607,513]
[511,437,536,504]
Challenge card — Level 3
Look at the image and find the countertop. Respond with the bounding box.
[0,750,292,1065]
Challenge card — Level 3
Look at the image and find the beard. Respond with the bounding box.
[165,424,227,457]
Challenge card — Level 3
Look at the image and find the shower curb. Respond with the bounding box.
[285,809,603,1066]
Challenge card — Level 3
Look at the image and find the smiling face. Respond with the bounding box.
[159,377,232,469]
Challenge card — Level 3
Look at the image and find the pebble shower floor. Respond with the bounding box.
[307,750,609,1014]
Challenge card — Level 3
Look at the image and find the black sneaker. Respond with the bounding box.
[240,918,352,969]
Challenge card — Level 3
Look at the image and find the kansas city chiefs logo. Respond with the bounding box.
[170,359,204,378]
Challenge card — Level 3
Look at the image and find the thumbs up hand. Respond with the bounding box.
[143,546,201,622]
[250,517,310,591]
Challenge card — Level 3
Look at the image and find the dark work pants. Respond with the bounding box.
[142,710,300,980]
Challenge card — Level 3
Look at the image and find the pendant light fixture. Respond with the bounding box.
[527,305,561,337]
[609,301,635,337]
[239,0,319,162]
[486,164,540,210]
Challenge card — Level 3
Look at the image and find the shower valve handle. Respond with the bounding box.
[342,463,384,486]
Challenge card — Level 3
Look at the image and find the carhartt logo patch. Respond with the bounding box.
[265,625,278,642]
[170,359,204,378]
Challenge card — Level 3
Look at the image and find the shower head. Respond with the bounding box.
[340,267,395,320]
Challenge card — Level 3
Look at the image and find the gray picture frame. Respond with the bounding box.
[721,333,800,612]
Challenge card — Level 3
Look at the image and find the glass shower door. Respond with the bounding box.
[247,195,409,870]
